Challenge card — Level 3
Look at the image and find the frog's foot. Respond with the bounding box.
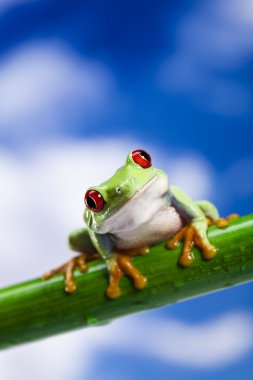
[207,213,239,228]
[166,224,216,267]
[120,245,150,257]
[42,251,100,293]
[106,247,149,299]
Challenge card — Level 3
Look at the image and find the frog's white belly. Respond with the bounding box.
[99,175,184,250]
[112,206,183,250]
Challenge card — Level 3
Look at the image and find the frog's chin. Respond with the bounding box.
[97,174,170,234]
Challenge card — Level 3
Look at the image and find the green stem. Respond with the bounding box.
[0,214,253,350]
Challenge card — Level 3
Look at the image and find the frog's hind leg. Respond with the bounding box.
[195,200,219,221]
[68,228,98,254]
[196,200,239,228]
[167,188,239,268]
[106,246,149,299]
[166,202,239,267]
[42,228,99,293]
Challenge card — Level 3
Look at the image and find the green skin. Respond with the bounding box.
[69,151,219,266]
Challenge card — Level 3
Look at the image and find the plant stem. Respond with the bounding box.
[0,214,253,350]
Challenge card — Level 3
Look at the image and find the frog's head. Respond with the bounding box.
[84,149,168,232]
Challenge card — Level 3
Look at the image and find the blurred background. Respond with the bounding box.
[0,0,253,379]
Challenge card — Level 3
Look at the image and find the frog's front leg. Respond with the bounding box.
[42,228,99,292]
[166,218,216,266]
[167,187,236,267]
[106,247,149,299]
[89,231,148,298]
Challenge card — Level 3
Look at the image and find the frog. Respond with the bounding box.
[43,149,238,298]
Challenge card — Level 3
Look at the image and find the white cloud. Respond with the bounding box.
[158,0,253,115]
[143,312,253,367]
[166,154,214,200]
[0,41,117,140]
[1,312,252,380]
[0,331,86,380]
[178,0,253,68]
[1,138,248,379]
[108,312,253,369]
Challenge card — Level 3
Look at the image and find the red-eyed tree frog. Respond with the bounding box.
[43,149,237,298]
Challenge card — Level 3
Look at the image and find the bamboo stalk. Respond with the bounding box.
[0,214,253,350]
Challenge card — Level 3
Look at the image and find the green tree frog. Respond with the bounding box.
[43,149,237,298]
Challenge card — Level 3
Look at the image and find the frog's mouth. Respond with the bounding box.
[97,174,169,234]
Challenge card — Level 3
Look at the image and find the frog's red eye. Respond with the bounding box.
[84,189,104,212]
[131,149,152,168]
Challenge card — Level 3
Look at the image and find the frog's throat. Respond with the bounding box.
[96,174,170,234]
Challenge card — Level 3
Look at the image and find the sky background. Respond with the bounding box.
[0,0,253,379]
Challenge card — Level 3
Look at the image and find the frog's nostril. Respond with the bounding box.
[115,187,121,194]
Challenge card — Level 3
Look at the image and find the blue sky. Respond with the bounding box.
[0,0,252,379]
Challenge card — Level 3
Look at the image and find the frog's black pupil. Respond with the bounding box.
[140,151,149,161]
[87,196,97,209]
